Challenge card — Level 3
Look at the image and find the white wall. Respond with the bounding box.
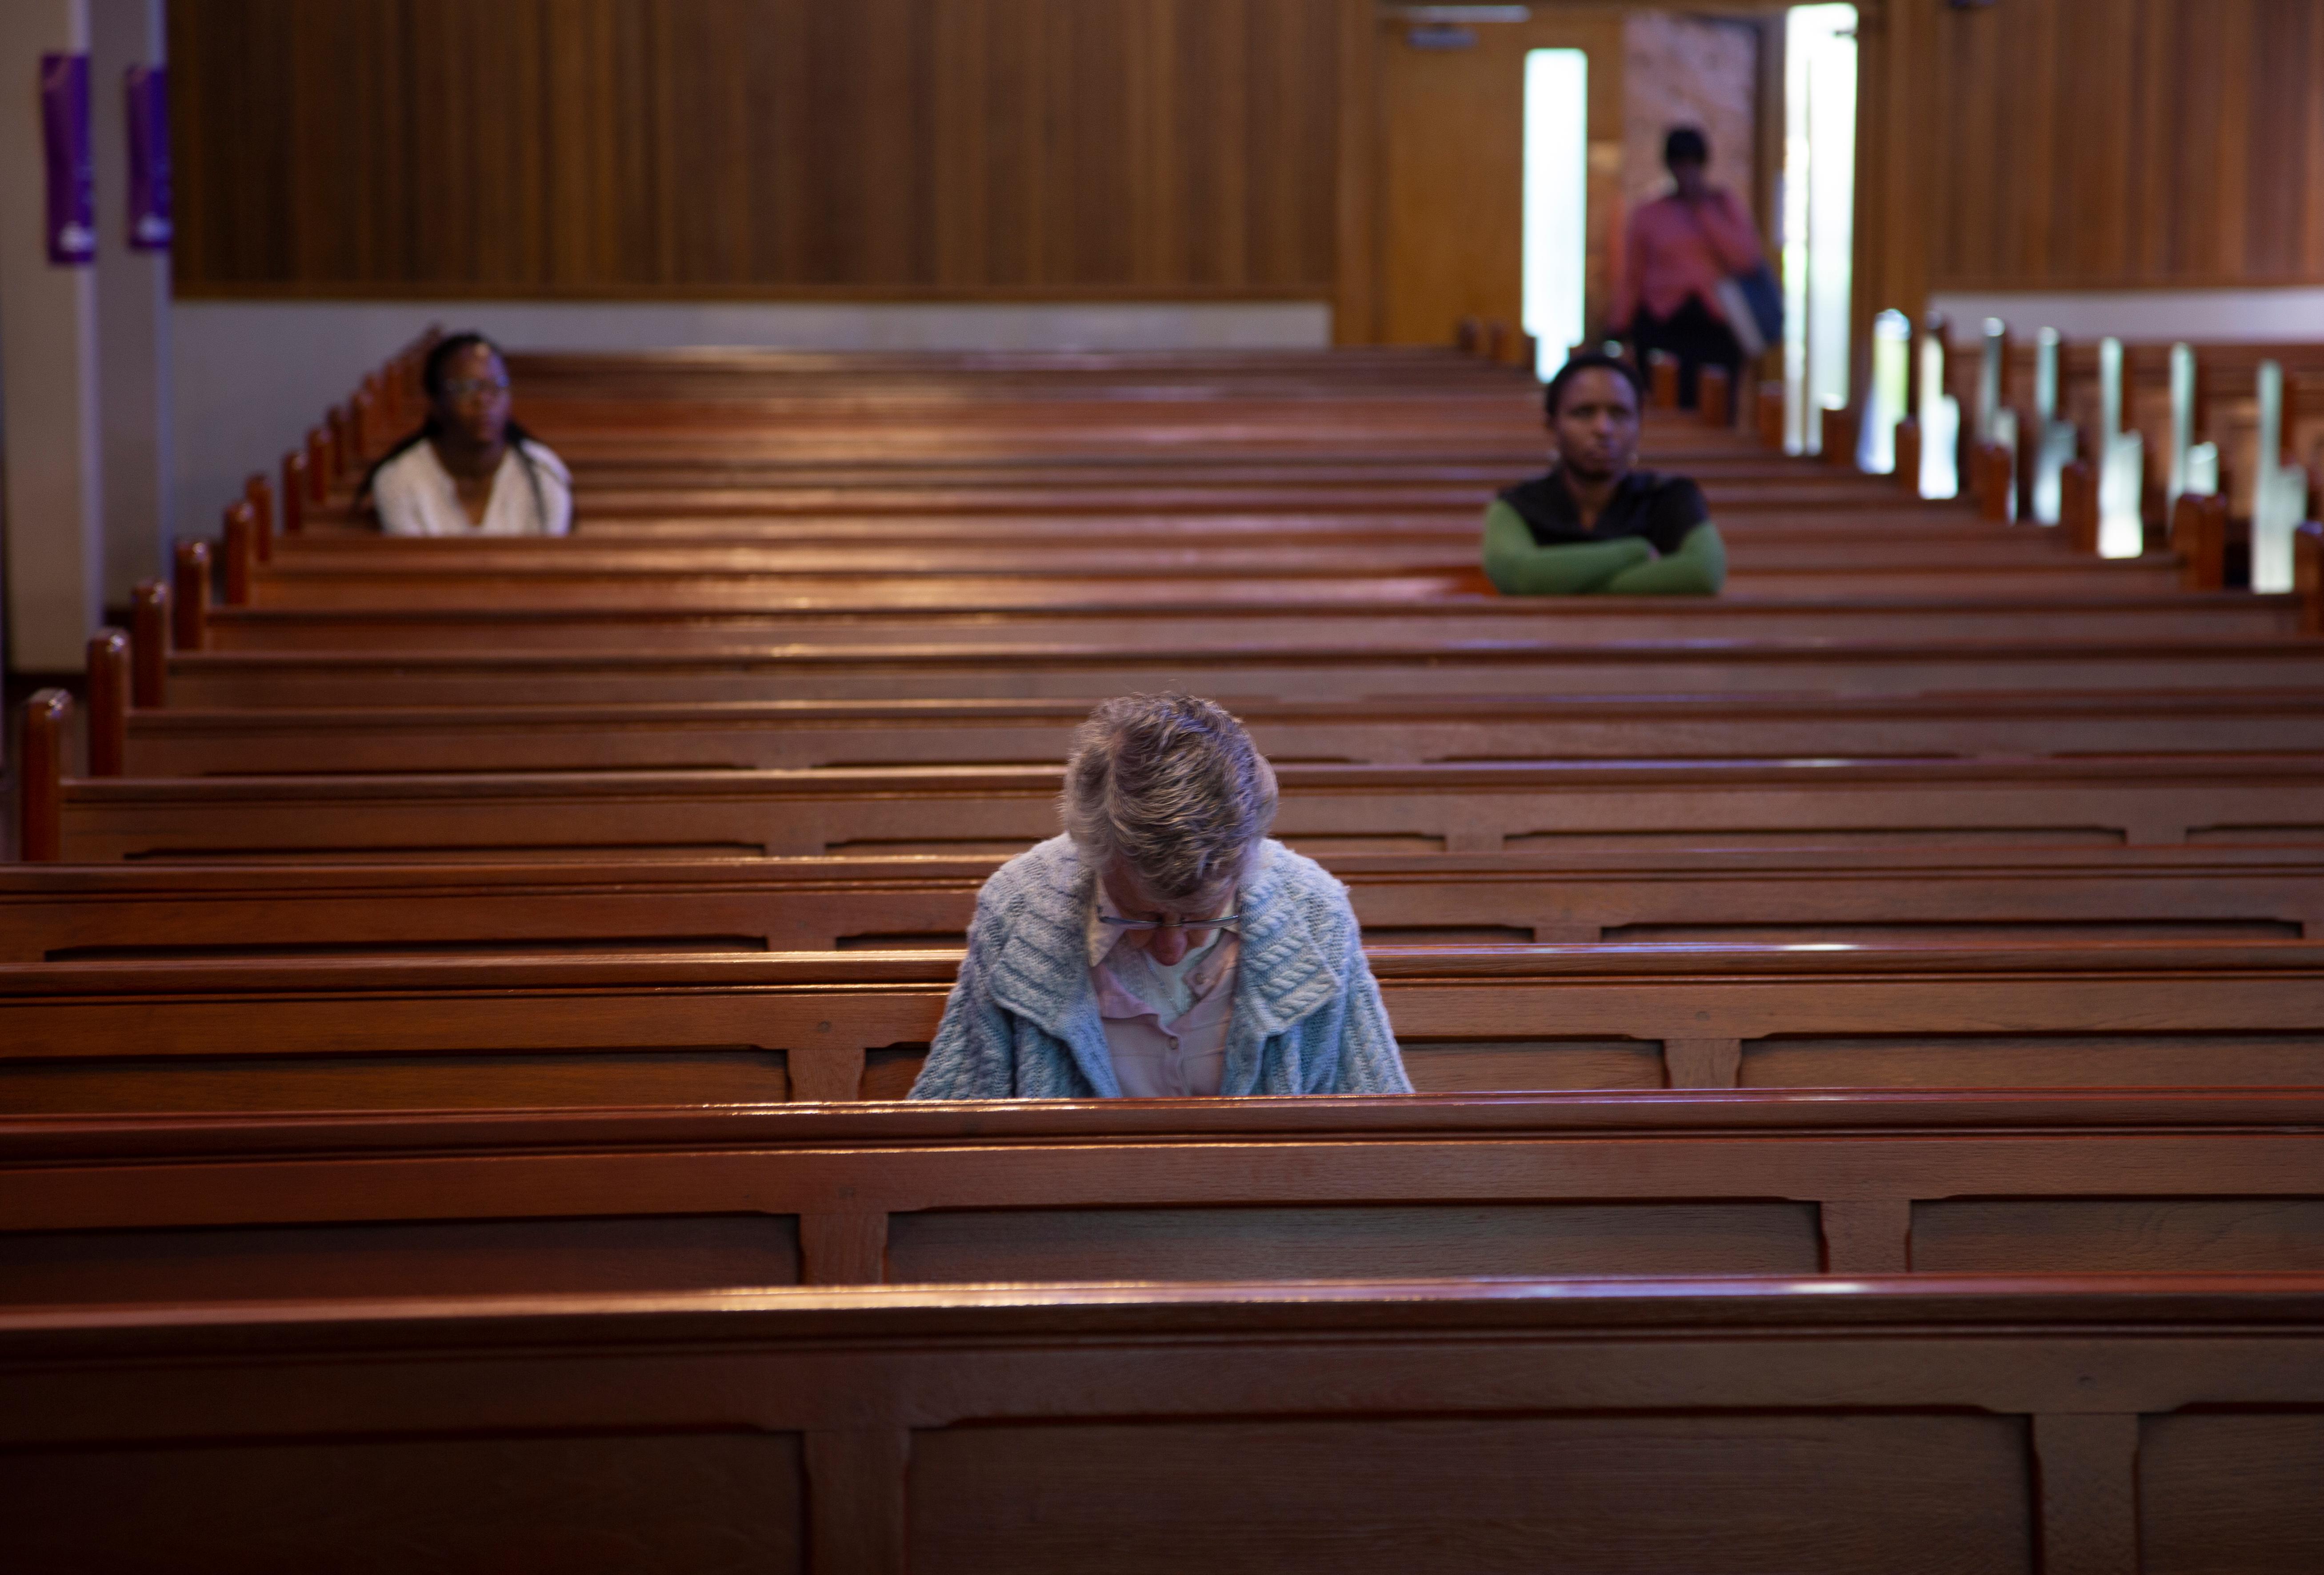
[168,299,1332,539]
[1928,287,2324,345]
[0,0,104,674]
[92,0,169,601]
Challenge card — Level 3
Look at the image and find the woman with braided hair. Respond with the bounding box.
[357,331,572,536]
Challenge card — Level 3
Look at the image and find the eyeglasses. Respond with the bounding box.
[440,378,510,400]
[1097,912,1239,934]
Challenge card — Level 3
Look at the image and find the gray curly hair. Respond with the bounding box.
[1060,693,1279,900]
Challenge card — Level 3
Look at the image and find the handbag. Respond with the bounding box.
[1682,200,1783,360]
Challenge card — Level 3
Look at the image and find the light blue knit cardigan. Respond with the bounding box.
[908,835,1412,1100]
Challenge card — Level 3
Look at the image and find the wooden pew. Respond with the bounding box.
[24,753,2324,863]
[7,939,2324,1112]
[5,846,2318,962]
[215,559,2180,614]
[123,634,2324,710]
[6,1274,2322,1572]
[186,585,2305,653]
[92,690,2324,777]
[10,1091,2324,1301]
[224,538,2171,589]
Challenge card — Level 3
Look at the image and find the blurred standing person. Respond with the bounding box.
[1612,126,1770,411]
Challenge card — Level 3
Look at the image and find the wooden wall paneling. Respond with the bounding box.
[1195,0,1252,289]
[2126,0,2173,283]
[2060,0,2136,283]
[1850,0,1939,385]
[2302,4,2324,277]
[1332,0,1380,344]
[2204,0,2254,284]
[2246,0,2318,281]
[170,0,1343,299]
[924,0,982,287]
[1925,0,2324,291]
[1938,3,1996,287]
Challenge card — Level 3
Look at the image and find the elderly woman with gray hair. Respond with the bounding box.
[909,693,1411,1100]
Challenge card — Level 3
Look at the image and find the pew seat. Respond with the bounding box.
[4,847,2318,962]
[6,1274,2323,1572]
[101,690,2324,777]
[29,756,2324,864]
[6,940,2323,1112]
[188,589,2308,652]
[9,1090,2324,1301]
[149,637,2324,709]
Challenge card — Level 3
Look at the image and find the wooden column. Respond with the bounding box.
[1756,381,1784,448]
[1822,406,1859,470]
[1975,442,2012,522]
[1698,367,1732,428]
[1647,352,1679,409]
[326,404,352,480]
[2297,522,2324,635]
[1819,1198,1911,1275]
[282,451,308,533]
[1893,417,1922,495]
[223,503,258,606]
[2061,459,2098,554]
[2171,494,2226,592]
[85,629,130,777]
[800,1214,889,1285]
[2031,1413,2140,1575]
[130,580,168,708]
[305,428,331,504]
[16,690,71,862]
[243,473,276,561]
[807,1429,910,1575]
[1661,1039,1741,1088]
[173,541,211,651]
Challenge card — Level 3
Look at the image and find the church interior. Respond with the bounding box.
[5,1,2324,1568]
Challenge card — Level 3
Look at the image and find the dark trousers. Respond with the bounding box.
[1631,295,1744,412]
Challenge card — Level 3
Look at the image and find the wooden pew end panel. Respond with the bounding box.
[15,689,72,862]
[84,630,129,777]
[128,580,169,707]
[2297,520,2323,635]
[172,540,211,651]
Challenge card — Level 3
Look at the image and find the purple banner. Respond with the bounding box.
[125,64,170,250]
[41,53,93,265]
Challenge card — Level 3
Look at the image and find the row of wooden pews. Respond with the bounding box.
[7,334,2324,1570]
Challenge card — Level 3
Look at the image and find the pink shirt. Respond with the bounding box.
[1090,931,1240,1098]
[1613,189,1767,330]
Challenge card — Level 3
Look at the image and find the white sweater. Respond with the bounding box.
[372,438,572,537]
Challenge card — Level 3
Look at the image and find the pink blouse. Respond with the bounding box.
[1090,933,1240,1098]
[1612,189,1767,330]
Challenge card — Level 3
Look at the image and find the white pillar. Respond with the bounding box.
[90,0,169,604]
[0,0,104,673]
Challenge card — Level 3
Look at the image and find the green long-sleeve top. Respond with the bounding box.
[1480,499,1728,595]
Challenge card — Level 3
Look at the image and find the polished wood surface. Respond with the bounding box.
[12,325,2324,1559]
[10,1090,2324,1299]
[38,755,2324,864]
[4,847,2318,962]
[8,940,2324,1112]
[8,1275,2324,1572]
[171,0,1342,300]
[1930,0,2324,290]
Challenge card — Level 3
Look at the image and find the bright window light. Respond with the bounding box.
[1781,4,1856,453]
[1522,49,1588,381]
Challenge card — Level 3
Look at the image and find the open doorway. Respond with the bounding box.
[1371,9,1777,368]
[1366,6,1853,420]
